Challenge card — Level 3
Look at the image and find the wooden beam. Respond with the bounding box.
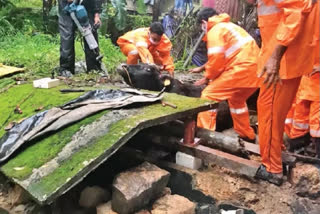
[148,135,260,178]
[182,145,260,178]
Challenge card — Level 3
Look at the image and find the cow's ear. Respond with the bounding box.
[163,78,171,86]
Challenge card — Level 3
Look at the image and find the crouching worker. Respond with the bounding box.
[117,22,175,76]
[195,8,260,142]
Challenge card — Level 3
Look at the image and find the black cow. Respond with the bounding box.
[117,64,205,97]
[117,63,234,131]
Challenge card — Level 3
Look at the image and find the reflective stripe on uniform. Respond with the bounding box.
[209,109,217,113]
[217,23,254,58]
[310,129,320,137]
[225,36,253,57]
[135,41,148,47]
[208,46,225,55]
[257,0,280,16]
[128,49,138,55]
[230,106,248,114]
[293,121,309,130]
[285,118,293,124]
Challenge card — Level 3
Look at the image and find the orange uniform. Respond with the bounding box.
[257,0,318,173]
[117,28,174,75]
[285,10,320,139]
[197,14,260,140]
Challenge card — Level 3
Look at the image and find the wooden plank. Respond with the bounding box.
[147,134,260,178]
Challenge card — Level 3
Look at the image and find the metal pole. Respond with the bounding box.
[182,30,205,69]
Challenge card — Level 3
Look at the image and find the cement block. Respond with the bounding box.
[176,152,202,170]
[33,78,60,88]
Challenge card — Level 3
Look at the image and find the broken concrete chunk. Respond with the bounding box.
[151,194,196,214]
[291,163,320,198]
[112,162,170,214]
[79,186,111,208]
[97,202,118,214]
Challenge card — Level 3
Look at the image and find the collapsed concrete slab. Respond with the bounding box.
[112,162,170,214]
[0,84,216,205]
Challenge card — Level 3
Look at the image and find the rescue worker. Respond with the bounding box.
[247,0,319,185]
[195,8,260,142]
[117,22,175,76]
[58,0,102,76]
[285,18,320,155]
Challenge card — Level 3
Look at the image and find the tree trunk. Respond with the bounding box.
[152,0,161,22]
[43,0,53,28]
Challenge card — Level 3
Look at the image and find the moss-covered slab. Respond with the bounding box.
[0,84,217,205]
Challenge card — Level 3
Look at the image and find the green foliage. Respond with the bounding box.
[127,14,151,29]
[110,0,127,31]
[136,0,147,14]
[99,36,126,73]
[0,0,12,8]
[0,6,43,37]
[0,33,60,76]
[10,0,42,8]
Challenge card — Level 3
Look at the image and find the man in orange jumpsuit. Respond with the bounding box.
[195,8,260,142]
[248,0,319,185]
[117,22,175,76]
[285,23,320,155]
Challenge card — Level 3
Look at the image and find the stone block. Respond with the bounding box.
[112,162,170,214]
[151,194,196,214]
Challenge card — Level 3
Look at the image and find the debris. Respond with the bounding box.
[12,204,26,213]
[159,187,171,197]
[9,185,31,206]
[60,89,86,93]
[33,78,60,89]
[0,63,24,78]
[220,209,244,214]
[161,101,177,109]
[14,106,22,114]
[151,194,196,214]
[112,162,170,214]
[79,186,111,208]
[290,197,320,214]
[96,201,118,214]
[4,122,15,131]
[291,163,320,198]
[34,105,44,112]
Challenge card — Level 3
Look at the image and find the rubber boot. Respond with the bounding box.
[288,133,310,152]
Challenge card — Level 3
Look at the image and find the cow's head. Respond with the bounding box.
[117,63,165,91]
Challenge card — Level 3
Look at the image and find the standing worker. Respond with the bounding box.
[117,22,175,76]
[58,0,102,77]
[195,8,260,142]
[285,7,320,155]
[247,0,319,185]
